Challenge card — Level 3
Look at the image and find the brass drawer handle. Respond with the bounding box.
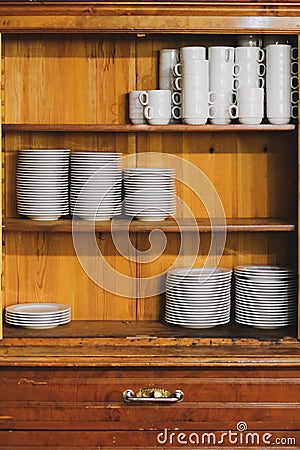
[122,388,184,403]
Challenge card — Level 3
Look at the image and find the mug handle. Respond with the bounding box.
[172,106,182,120]
[229,104,238,119]
[208,105,217,119]
[291,47,298,61]
[144,105,153,120]
[256,77,265,88]
[173,63,182,77]
[232,64,241,76]
[172,91,182,105]
[208,91,217,104]
[291,61,298,76]
[291,90,299,104]
[226,48,234,62]
[139,91,148,106]
[291,105,298,120]
[232,78,240,91]
[257,63,266,77]
[256,48,265,63]
[291,76,299,90]
[172,77,182,91]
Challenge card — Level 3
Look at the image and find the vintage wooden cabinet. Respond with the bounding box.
[0,1,300,448]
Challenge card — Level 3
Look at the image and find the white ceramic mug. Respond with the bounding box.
[236,87,264,124]
[209,91,237,125]
[129,90,147,125]
[266,44,292,88]
[266,44,293,124]
[209,46,235,63]
[266,87,291,124]
[139,90,172,125]
[173,59,209,77]
[181,69,217,124]
[159,48,180,90]
[180,46,206,61]
[235,47,265,89]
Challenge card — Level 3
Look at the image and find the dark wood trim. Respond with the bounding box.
[3,123,296,133]
[2,217,296,233]
[0,13,299,33]
[0,321,299,367]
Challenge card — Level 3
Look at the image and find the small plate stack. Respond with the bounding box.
[70,152,122,220]
[5,303,71,329]
[234,265,297,329]
[165,267,232,329]
[16,149,70,221]
[123,168,176,221]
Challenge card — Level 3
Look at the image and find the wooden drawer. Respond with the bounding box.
[0,367,299,436]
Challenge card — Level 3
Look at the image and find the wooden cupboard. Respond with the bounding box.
[0,1,299,448]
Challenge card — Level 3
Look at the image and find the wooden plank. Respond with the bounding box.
[3,123,297,132]
[0,15,300,34]
[298,34,300,341]
[0,32,2,340]
[2,217,296,233]
[0,430,299,449]
[3,320,297,341]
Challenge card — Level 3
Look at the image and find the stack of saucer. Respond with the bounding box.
[5,303,71,329]
[16,149,70,221]
[123,168,176,221]
[234,265,297,329]
[70,152,122,220]
[165,267,232,329]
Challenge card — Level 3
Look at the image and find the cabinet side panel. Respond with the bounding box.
[0,32,2,339]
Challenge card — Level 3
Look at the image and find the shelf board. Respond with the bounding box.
[1,321,299,367]
[2,123,297,133]
[3,217,296,233]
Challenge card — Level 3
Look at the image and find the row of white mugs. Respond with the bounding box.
[129,44,298,125]
[130,87,268,125]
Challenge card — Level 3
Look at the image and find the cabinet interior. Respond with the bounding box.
[1,33,299,340]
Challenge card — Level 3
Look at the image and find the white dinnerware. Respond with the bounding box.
[139,90,172,125]
[16,149,70,221]
[129,90,147,124]
[70,152,122,221]
[5,303,71,329]
[266,44,294,124]
[123,168,176,221]
[165,267,232,329]
[208,46,239,124]
[235,87,264,124]
[234,265,297,329]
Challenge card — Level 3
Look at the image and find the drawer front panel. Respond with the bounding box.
[0,368,299,431]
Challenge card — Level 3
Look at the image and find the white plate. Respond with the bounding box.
[6,303,71,315]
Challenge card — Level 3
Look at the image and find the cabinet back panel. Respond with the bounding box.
[3,132,297,219]
[3,35,136,124]
[3,231,295,321]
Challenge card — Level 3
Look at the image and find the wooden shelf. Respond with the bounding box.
[1,321,299,367]
[2,123,297,133]
[3,217,296,233]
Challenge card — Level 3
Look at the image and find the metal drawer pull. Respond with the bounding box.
[122,387,184,403]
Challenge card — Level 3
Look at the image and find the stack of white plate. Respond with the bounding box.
[123,168,176,221]
[5,303,71,329]
[234,265,297,329]
[70,152,122,220]
[16,149,70,221]
[165,267,233,328]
